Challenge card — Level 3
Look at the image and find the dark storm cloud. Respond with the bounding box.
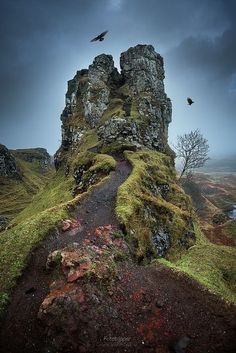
[164,0,236,156]
[0,0,235,155]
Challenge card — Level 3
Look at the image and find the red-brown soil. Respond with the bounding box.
[0,158,236,353]
[204,224,235,246]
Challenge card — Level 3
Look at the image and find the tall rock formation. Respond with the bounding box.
[55,45,172,168]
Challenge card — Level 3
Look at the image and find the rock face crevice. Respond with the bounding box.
[55,44,172,168]
[0,144,20,178]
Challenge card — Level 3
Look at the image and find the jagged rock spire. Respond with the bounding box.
[55,45,172,168]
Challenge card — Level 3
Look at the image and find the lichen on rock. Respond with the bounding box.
[54,44,173,168]
[0,144,20,178]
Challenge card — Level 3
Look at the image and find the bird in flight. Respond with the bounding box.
[187,97,194,105]
[90,30,108,42]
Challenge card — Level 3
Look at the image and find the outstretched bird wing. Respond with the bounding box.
[90,30,108,42]
[100,30,108,38]
[90,35,100,42]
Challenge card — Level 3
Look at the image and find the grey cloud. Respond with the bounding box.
[0,0,235,156]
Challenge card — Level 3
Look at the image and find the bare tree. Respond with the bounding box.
[175,129,210,179]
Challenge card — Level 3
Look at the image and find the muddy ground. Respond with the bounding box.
[0,158,236,353]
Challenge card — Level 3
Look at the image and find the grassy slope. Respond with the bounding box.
[224,219,236,239]
[192,173,236,212]
[0,158,53,221]
[0,152,116,314]
[116,149,236,304]
[158,225,236,304]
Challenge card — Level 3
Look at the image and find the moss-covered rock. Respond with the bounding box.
[54,45,173,169]
[116,149,195,259]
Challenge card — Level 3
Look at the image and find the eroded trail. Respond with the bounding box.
[0,158,131,353]
[0,158,236,353]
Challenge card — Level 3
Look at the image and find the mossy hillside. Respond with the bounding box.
[11,148,50,163]
[0,158,53,221]
[0,205,68,314]
[116,149,194,258]
[115,149,236,303]
[13,168,74,224]
[14,152,116,225]
[0,152,116,314]
[157,223,236,304]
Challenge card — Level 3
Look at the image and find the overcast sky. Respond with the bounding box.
[0,0,235,157]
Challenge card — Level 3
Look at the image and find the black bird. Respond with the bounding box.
[90,30,108,42]
[187,97,194,105]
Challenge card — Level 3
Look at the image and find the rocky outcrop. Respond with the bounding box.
[12,148,51,173]
[97,117,142,146]
[0,144,20,178]
[152,227,171,256]
[83,54,120,128]
[55,44,172,168]
[0,216,9,231]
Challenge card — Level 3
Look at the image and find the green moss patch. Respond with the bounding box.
[0,205,68,314]
[116,149,194,258]
[78,129,99,152]
[116,149,236,303]
[157,228,236,304]
[100,98,126,124]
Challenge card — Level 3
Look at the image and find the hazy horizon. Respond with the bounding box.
[1,0,235,157]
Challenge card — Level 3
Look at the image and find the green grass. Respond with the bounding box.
[11,148,49,161]
[0,152,116,315]
[116,149,194,257]
[13,169,74,224]
[116,148,236,304]
[156,223,236,304]
[223,219,236,239]
[77,129,99,152]
[100,98,126,124]
[0,205,68,314]
[0,158,53,221]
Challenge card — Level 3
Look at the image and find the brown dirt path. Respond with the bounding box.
[95,263,236,353]
[0,157,236,353]
[0,158,131,353]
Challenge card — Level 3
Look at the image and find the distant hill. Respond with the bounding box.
[0,144,54,227]
[198,155,236,174]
